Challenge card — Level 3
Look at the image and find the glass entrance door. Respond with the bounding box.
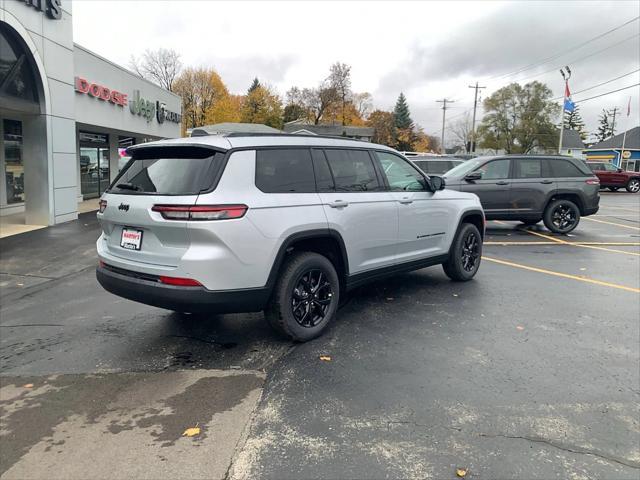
[79,132,109,200]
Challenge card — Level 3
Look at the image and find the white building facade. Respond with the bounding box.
[1,0,182,226]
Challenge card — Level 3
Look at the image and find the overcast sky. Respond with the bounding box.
[73,1,639,143]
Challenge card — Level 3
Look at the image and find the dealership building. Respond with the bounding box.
[1,0,182,232]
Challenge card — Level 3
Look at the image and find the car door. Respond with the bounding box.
[603,162,627,185]
[374,151,453,262]
[510,157,555,217]
[314,149,399,274]
[461,158,512,216]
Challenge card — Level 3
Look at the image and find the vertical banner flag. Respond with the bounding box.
[563,82,575,113]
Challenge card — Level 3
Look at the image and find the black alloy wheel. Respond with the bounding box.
[543,199,581,234]
[291,269,334,328]
[461,230,480,273]
[265,252,340,342]
[551,204,578,231]
[442,222,483,281]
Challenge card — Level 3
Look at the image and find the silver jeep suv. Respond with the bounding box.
[96,134,485,341]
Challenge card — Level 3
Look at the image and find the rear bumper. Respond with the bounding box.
[583,205,599,216]
[96,265,270,313]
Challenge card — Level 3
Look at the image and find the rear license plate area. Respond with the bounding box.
[120,228,143,250]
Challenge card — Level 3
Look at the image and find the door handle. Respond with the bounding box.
[496,181,509,185]
[399,197,413,204]
[329,200,349,208]
[540,180,553,184]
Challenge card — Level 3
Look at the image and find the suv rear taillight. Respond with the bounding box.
[99,199,107,213]
[152,204,248,221]
[585,178,600,185]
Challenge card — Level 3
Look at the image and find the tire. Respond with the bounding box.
[442,223,482,282]
[543,199,580,234]
[608,186,620,192]
[520,219,540,226]
[265,252,340,342]
[625,178,640,193]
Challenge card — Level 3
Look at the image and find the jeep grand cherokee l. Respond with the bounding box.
[444,155,600,234]
[96,134,485,341]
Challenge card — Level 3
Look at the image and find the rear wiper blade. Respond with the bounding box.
[116,182,142,191]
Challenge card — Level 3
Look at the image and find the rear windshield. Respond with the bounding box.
[108,147,225,195]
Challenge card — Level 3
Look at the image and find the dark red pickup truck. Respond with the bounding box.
[587,162,640,193]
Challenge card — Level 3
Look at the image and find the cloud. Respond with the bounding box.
[193,54,299,94]
[377,2,639,96]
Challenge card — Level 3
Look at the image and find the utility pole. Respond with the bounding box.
[610,107,619,137]
[468,82,486,153]
[436,98,454,154]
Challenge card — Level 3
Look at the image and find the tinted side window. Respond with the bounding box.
[324,149,381,192]
[550,159,587,177]
[587,163,601,171]
[256,149,316,193]
[376,151,426,191]
[311,149,335,192]
[514,158,545,178]
[476,159,510,180]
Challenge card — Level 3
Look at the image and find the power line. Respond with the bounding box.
[552,69,640,100]
[488,16,640,80]
[513,33,640,84]
[574,83,640,104]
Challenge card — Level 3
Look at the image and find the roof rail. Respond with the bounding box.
[222,132,366,142]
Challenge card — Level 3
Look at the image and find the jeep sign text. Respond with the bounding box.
[129,90,156,123]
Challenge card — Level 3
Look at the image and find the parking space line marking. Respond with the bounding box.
[484,241,640,246]
[517,228,640,256]
[482,256,640,293]
[596,206,639,214]
[582,217,640,231]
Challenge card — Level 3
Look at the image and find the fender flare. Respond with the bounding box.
[263,229,349,292]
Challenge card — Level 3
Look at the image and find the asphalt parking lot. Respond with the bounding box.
[1,192,638,479]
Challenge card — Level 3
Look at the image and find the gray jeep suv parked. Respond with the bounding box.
[96,134,485,341]
[444,155,600,233]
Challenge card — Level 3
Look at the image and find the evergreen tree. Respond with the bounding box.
[248,77,260,94]
[564,104,587,141]
[593,109,612,143]
[393,93,413,129]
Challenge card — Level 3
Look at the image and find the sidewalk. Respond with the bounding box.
[0,212,101,300]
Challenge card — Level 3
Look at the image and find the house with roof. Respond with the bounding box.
[559,128,586,159]
[283,120,374,142]
[583,126,640,172]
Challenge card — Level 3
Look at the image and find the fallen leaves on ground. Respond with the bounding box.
[456,467,468,477]
[182,425,200,437]
[319,355,332,362]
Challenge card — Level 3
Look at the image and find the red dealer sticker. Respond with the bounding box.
[75,77,128,107]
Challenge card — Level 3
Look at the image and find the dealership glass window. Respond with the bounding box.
[79,132,110,200]
[0,24,38,103]
[3,119,24,204]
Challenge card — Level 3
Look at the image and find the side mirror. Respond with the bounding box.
[464,171,482,182]
[617,168,623,173]
[430,176,446,191]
